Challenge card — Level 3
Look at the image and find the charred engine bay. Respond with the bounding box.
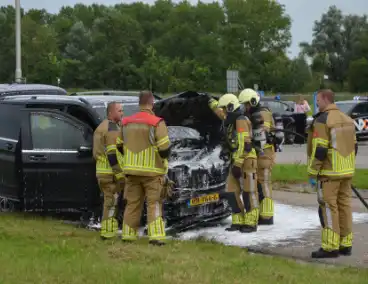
[154,92,229,197]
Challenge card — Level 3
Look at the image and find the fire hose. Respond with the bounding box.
[269,128,368,210]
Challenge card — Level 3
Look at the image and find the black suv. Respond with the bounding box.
[0,83,67,96]
[335,99,368,140]
[0,92,230,232]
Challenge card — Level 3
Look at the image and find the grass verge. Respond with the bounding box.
[0,213,367,284]
[272,164,368,189]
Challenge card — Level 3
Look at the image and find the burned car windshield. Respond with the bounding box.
[92,103,140,118]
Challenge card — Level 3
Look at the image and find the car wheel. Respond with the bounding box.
[285,124,296,144]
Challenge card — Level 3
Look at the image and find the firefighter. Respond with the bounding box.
[307,89,357,258]
[208,94,258,233]
[121,90,171,245]
[238,88,275,226]
[93,101,125,240]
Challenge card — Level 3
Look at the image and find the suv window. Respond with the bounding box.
[352,103,368,114]
[30,113,86,149]
[0,104,22,140]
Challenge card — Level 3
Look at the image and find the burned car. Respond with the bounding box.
[0,92,230,232]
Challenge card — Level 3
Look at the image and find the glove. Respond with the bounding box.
[231,165,242,179]
[309,177,317,187]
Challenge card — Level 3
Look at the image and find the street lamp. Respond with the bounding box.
[15,0,22,83]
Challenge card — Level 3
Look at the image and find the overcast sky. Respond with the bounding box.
[1,0,368,57]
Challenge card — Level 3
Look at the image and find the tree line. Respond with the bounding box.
[0,1,367,93]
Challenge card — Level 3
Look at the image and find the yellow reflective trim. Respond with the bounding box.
[96,155,113,174]
[156,136,169,147]
[321,228,340,251]
[106,145,117,152]
[244,208,259,226]
[231,213,245,225]
[313,137,329,147]
[340,233,353,248]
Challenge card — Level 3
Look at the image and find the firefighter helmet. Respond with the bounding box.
[217,93,240,112]
[239,88,260,106]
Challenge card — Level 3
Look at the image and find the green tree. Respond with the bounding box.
[348,58,368,92]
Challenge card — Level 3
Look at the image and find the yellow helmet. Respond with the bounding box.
[217,93,240,112]
[239,88,260,106]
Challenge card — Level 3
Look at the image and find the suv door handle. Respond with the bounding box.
[29,154,47,161]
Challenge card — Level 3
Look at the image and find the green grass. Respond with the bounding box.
[0,213,367,284]
[272,164,368,189]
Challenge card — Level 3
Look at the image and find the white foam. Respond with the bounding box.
[169,146,224,171]
[176,202,368,247]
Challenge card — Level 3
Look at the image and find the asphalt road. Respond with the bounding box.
[276,143,368,169]
[250,191,368,268]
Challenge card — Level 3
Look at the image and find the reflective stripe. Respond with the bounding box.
[340,233,353,248]
[106,145,117,153]
[123,146,166,175]
[147,217,166,241]
[231,213,244,225]
[156,136,169,147]
[321,228,340,251]
[96,156,113,175]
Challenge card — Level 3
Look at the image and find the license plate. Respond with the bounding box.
[189,193,219,207]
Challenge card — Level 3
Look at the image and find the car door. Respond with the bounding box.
[0,103,23,203]
[20,108,100,213]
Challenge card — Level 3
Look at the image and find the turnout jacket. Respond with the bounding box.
[209,99,256,167]
[307,104,357,179]
[121,108,170,176]
[93,119,124,178]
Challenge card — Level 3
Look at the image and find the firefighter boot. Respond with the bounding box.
[311,248,339,259]
[258,216,274,225]
[226,213,245,231]
[339,246,352,256]
[239,225,257,233]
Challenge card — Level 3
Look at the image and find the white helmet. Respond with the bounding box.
[239,88,260,106]
[217,93,240,112]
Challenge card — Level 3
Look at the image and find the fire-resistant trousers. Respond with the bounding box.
[226,158,259,226]
[317,178,353,251]
[257,147,275,221]
[122,175,166,241]
[97,175,125,239]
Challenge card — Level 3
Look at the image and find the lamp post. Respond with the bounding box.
[15,0,22,83]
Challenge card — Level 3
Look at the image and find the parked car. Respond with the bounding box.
[335,99,368,141]
[259,97,306,144]
[0,83,67,96]
[69,90,162,101]
[0,92,230,233]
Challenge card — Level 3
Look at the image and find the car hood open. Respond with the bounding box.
[153,91,222,144]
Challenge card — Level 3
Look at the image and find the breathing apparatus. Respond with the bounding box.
[272,112,284,152]
[217,93,243,158]
[239,88,268,154]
